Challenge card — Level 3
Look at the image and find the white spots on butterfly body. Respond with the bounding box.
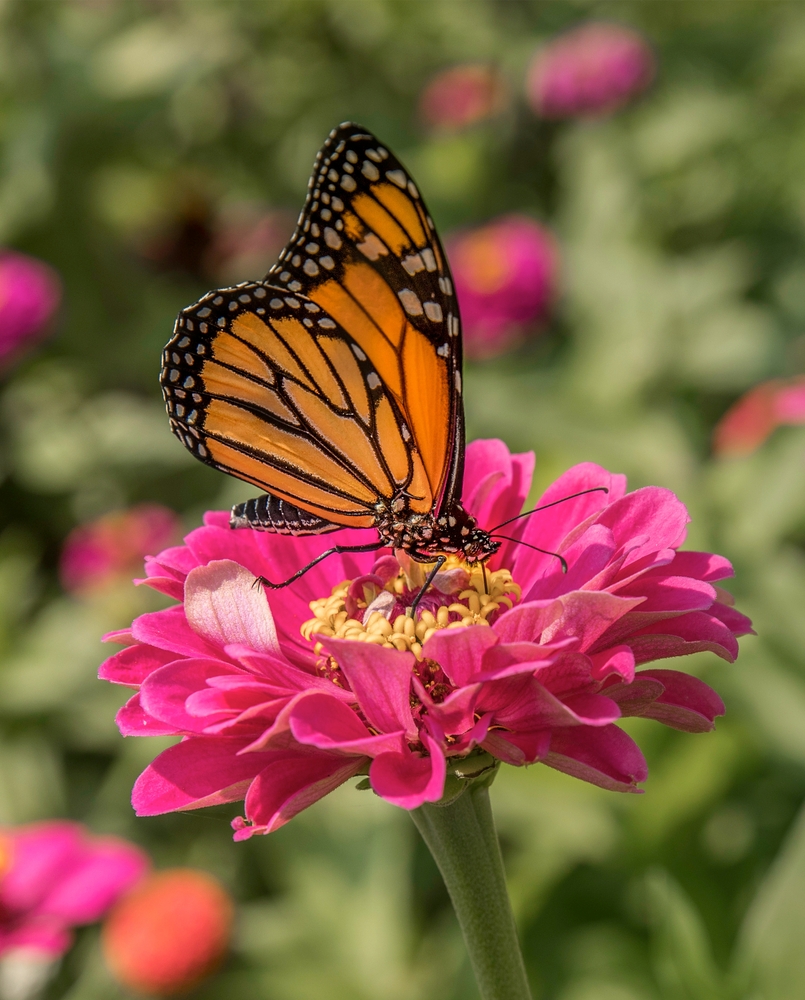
[177,336,190,348]
[377,147,388,159]
[184,353,195,365]
[335,219,344,231]
[303,318,313,328]
[321,208,332,220]
[303,220,311,232]
[319,317,337,329]
[216,318,226,328]
[322,193,331,205]
[305,243,319,254]
[332,197,344,211]
[288,280,302,292]
[407,180,419,198]
[362,160,380,181]
[213,296,224,306]
[398,289,423,316]
[366,372,381,390]
[437,343,449,357]
[183,376,195,388]
[280,271,290,282]
[171,352,180,363]
[197,344,207,355]
[357,232,388,260]
[175,404,185,417]
[346,149,358,164]
[310,224,320,238]
[424,302,443,322]
[254,287,267,298]
[328,169,339,182]
[454,370,462,393]
[324,227,342,249]
[352,344,367,361]
[439,276,453,295]
[303,259,319,276]
[169,369,179,382]
[291,255,301,267]
[256,307,265,315]
[386,169,406,188]
[341,175,357,192]
[448,314,459,337]
[320,255,335,270]
[200,322,208,333]
[198,443,208,458]
[343,162,354,174]
[185,320,195,331]
[336,141,346,153]
[365,148,382,163]
[421,248,437,272]
[402,253,424,275]
[174,388,186,399]
[270,298,283,309]
[198,307,211,317]
[285,298,301,309]
[228,301,238,311]
[304,301,321,313]
[401,423,411,441]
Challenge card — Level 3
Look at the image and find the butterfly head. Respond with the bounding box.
[460,526,500,564]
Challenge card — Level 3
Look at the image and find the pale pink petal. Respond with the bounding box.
[421,626,498,687]
[544,724,647,792]
[236,751,364,837]
[132,737,271,815]
[139,658,243,732]
[320,638,416,738]
[492,600,559,643]
[636,668,725,732]
[184,560,279,654]
[131,606,224,660]
[116,694,179,737]
[540,591,646,650]
[370,734,446,808]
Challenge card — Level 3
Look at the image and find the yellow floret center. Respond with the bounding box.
[301,555,520,660]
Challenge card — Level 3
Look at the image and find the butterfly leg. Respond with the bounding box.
[407,555,447,618]
[254,540,384,590]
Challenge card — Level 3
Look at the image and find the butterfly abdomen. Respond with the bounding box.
[231,493,340,535]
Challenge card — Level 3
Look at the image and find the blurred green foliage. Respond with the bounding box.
[1,2,805,998]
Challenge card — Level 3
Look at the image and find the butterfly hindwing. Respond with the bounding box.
[266,123,465,514]
[161,282,435,528]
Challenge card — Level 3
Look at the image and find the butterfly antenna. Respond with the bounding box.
[253,540,384,590]
[481,560,488,595]
[490,534,568,574]
[490,487,609,533]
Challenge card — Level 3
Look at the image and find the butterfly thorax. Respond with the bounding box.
[374,496,499,564]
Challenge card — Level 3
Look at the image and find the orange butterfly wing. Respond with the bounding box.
[160,123,463,529]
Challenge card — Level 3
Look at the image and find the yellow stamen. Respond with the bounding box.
[301,555,520,659]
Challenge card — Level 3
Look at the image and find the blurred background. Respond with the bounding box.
[1,1,804,998]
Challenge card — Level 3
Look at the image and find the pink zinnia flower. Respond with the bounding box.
[100,440,751,839]
[713,376,805,457]
[0,250,61,371]
[0,821,148,960]
[448,216,558,359]
[60,504,180,595]
[419,64,508,132]
[526,22,655,119]
[103,869,233,997]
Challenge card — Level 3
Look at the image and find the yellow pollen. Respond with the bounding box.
[300,556,520,659]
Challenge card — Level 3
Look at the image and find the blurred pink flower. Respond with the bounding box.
[204,205,296,285]
[713,376,805,457]
[60,504,180,595]
[100,440,750,838]
[526,22,655,119]
[103,868,233,997]
[419,64,508,132]
[0,250,61,371]
[448,215,558,359]
[0,821,148,960]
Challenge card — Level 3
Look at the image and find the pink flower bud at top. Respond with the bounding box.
[419,64,508,132]
[447,215,558,359]
[102,869,234,997]
[526,22,655,119]
[60,504,180,595]
[713,376,805,457]
[0,250,61,372]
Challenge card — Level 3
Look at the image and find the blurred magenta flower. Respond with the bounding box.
[0,250,61,371]
[0,821,148,960]
[448,215,558,359]
[60,504,180,595]
[103,869,233,997]
[419,64,508,132]
[713,376,805,457]
[100,440,751,838]
[526,22,655,119]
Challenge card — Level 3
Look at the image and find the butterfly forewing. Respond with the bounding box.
[266,123,464,513]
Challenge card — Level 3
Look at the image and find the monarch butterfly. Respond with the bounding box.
[161,122,534,592]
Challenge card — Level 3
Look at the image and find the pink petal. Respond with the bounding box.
[627,610,740,663]
[0,824,85,912]
[482,728,550,766]
[98,643,176,687]
[540,591,646,650]
[131,606,224,660]
[647,550,734,583]
[421,626,498,687]
[139,658,243,733]
[590,645,635,682]
[320,638,416,739]
[132,737,271,815]
[116,693,178,736]
[412,680,480,734]
[544,724,647,792]
[224,645,348,696]
[595,487,689,561]
[601,676,665,716]
[184,560,279,654]
[711,602,754,636]
[615,575,716,613]
[370,734,446,808]
[492,600,559,643]
[636,668,725,732]
[236,750,364,837]
[289,693,405,755]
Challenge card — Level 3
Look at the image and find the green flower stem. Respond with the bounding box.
[411,782,533,1000]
